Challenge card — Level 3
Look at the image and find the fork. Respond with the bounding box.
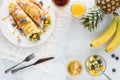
[5,53,35,73]
[11,57,54,73]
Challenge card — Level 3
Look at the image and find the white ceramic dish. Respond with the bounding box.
[0,0,55,47]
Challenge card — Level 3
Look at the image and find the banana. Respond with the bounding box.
[105,15,120,52]
[90,16,118,48]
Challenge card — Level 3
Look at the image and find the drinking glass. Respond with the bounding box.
[52,0,70,7]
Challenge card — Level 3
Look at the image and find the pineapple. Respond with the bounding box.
[95,0,120,14]
[81,6,104,31]
[80,0,120,31]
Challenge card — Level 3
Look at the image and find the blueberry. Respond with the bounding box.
[41,16,47,21]
[39,1,43,6]
[112,68,116,72]
[18,28,23,33]
[91,65,95,70]
[19,18,26,23]
[111,54,115,58]
[97,60,102,64]
[115,56,119,60]
[94,55,98,59]
[12,23,16,27]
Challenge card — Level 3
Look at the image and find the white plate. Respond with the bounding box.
[0,0,55,47]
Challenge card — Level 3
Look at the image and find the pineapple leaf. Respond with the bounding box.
[80,6,104,32]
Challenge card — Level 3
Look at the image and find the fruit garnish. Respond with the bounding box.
[43,15,51,28]
[39,1,43,6]
[29,33,40,41]
[100,65,105,71]
[8,2,14,10]
[71,2,86,17]
[68,60,82,76]
[11,23,16,27]
[19,18,27,24]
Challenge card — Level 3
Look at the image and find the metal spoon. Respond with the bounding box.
[5,53,35,73]
[97,68,112,80]
[100,70,112,80]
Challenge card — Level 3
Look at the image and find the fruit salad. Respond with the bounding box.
[86,55,106,76]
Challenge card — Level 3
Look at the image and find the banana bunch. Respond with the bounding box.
[90,13,120,53]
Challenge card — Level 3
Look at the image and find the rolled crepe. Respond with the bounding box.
[15,0,45,27]
[8,2,41,36]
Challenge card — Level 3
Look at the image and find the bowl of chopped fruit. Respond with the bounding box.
[85,55,106,76]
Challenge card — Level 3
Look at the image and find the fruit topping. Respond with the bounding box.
[12,23,16,27]
[39,1,43,6]
[19,18,27,24]
[29,33,40,41]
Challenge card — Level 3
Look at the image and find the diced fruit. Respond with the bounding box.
[97,60,102,64]
[93,55,98,59]
[90,56,96,62]
[94,70,99,76]
[45,20,49,24]
[8,2,14,10]
[91,65,95,70]
[100,65,105,71]
[43,15,51,28]
[47,15,51,20]
[29,33,40,41]
[89,70,99,76]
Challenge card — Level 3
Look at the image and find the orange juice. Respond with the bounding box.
[71,2,86,17]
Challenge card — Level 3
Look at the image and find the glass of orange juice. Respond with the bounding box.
[71,2,86,17]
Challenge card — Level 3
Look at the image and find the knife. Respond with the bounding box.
[11,57,54,73]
